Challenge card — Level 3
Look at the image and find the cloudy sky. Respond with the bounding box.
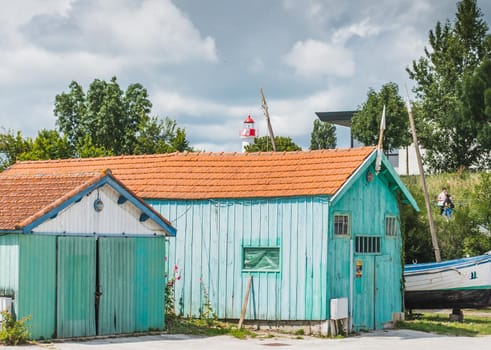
[1,0,490,152]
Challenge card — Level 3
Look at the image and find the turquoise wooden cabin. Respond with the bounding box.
[4,147,418,332]
[0,170,175,339]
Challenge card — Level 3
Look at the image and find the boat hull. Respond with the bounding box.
[404,253,491,310]
[405,288,491,309]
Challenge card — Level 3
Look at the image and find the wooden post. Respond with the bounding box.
[238,275,253,329]
[405,88,441,262]
[260,88,277,152]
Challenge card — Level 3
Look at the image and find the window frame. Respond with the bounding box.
[355,235,381,254]
[385,215,399,237]
[242,246,281,273]
[334,213,350,236]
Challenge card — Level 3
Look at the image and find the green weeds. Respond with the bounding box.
[397,310,491,336]
[0,311,31,345]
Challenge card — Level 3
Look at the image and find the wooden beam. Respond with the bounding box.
[118,195,127,205]
[238,275,253,329]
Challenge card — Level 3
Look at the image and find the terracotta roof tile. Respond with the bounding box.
[1,147,376,200]
[0,172,103,230]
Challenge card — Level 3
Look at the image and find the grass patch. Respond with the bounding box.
[397,310,491,336]
[166,318,256,339]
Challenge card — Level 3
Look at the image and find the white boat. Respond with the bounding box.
[404,252,491,309]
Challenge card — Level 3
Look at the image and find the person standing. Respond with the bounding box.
[437,187,447,215]
[443,193,454,220]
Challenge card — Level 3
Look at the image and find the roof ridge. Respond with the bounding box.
[10,146,377,164]
[0,171,103,178]
[3,147,377,200]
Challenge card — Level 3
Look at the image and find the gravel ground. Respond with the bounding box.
[3,330,491,350]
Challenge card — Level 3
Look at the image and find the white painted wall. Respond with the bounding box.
[394,144,427,176]
[33,184,165,235]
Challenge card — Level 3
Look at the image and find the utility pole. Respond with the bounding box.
[260,88,276,152]
[405,87,441,262]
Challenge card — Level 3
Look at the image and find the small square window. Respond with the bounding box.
[386,216,398,236]
[334,215,350,235]
[243,247,280,272]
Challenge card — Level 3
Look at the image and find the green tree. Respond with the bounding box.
[407,0,491,172]
[461,57,491,163]
[245,136,302,152]
[18,129,73,161]
[400,177,435,263]
[471,172,491,233]
[309,119,336,150]
[54,77,192,155]
[0,128,110,171]
[135,117,191,154]
[75,135,111,158]
[351,82,411,152]
[0,129,32,171]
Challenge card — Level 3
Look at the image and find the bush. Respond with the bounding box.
[0,311,31,345]
[401,172,491,262]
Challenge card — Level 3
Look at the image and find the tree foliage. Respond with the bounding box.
[0,129,32,171]
[244,136,302,152]
[54,77,192,156]
[471,172,491,233]
[351,82,411,152]
[0,77,193,171]
[401,172,491,263]
[309,119,336,150]
[407,0,491,172]
[18,129,74,161]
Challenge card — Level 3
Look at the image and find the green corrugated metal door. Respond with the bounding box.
[18,235,57,340]
[352,255,375,330]
[56,236,164,338]
[98,238,135,335]
[375,255,398,328]
[57,237,96,338]
[353,254,397,330]
[134,237,165,331]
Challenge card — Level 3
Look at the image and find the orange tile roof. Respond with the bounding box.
[0,172,103,230]
[1,147,376,200]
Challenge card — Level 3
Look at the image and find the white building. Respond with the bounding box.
[316,111,423,176]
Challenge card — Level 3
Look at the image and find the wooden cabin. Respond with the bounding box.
[1,147,418,332]
[0,170,175,339]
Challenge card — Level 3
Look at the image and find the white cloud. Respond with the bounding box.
[2,0,482,155]
[332,18,381,45]
[149,84,358,153]
[282,0,340,25]
[284,39,355,78]
[77,0,218,64]
[0,47,124,86]
[0,0,73,35]
[2,0,218,67]
[152,91,255,122]
[248,57,265,74]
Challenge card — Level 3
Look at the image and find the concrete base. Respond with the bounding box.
[240,319,351,336]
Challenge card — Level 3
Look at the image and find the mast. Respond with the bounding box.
[260,88,277,152]
[405,88,441,262]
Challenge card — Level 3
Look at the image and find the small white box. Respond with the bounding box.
[330,297,348,320]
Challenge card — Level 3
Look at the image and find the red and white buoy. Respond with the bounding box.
[240,115,256,152]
